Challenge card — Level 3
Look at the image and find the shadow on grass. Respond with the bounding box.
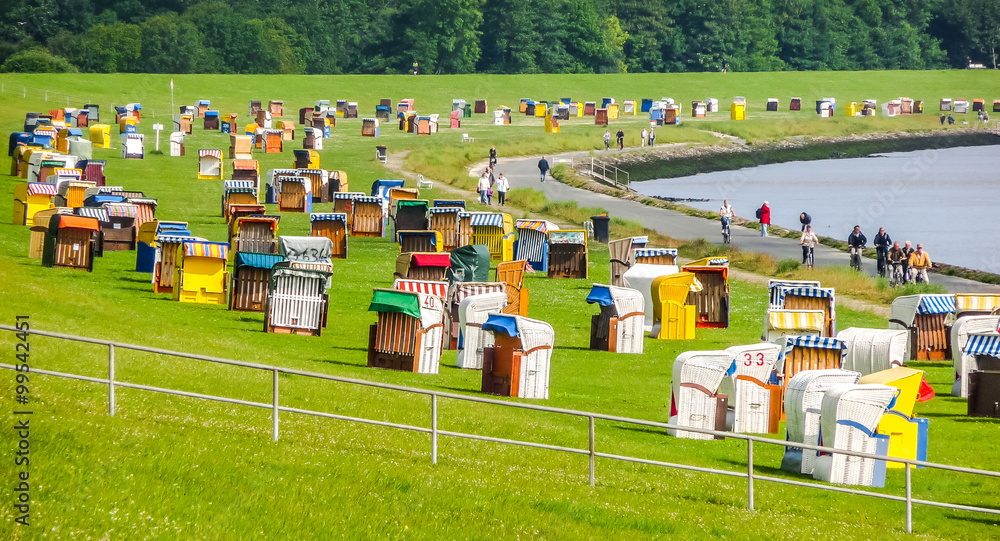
[953,417,1000,424]
[312,357,366,368]
[328,345,367,353]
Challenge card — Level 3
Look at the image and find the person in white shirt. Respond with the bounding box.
[477,171,490,205]
[800,225,819,264]
[495,173,510,206]
[640,127,648,148]
[719,200,734,229]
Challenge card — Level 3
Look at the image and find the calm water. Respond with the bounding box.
[634,145,1000,272]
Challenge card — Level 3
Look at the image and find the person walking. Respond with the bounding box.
[616,128,625,150]
[648,129,655,147]
[640,127,648,148]
[874,227,892,276]
[477,171,490,205]
[908,244,932,283]
[800,225,819,264]
[486,167,495,205]
[799,212,811,232]
[757,201,771,237]
[489,146,497,167]
[495,172,509,206]
[603,130,611,150]
[538,155,550,182]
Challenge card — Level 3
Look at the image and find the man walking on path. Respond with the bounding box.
[640,127,648,148]
[758,201,771,237]
[616,128,624,150]
[538,156,550,182]
[604,130,611,150]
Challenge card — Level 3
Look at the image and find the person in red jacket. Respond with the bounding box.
[759,201,771,237]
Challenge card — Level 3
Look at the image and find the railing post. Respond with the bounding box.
[108,344,115,416]
[589,415,595,486]
[272,369,279,441]
[905,463,913,533]
[431,393,438,465]
[747,439,755,511]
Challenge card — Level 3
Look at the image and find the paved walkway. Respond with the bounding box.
[483,149,1000,295]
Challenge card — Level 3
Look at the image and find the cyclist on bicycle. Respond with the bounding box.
[887,241,906,285]
[720,200,734,230]
[847,225,867,271]
[908,244,932,283]
[874,227,892,276]
[799,225,818,265]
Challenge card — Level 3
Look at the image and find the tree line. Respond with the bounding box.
[1,0,997,74]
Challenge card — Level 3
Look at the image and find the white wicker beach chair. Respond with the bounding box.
[781,369,861,475]
[722,343,782,433]
[812,384,897,487]
[837,328,909,375]
[586,284,645,354]
[951,316,1000,397]
[456,292,507,369]
[668,351,735,440]
[481,314,555,399]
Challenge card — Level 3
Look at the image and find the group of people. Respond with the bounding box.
[603,128,655,150]
[720,200,772,237]
[846,226,931,282]
[720,200,934,283]
[478,146,510,206]
[840,225,933,282]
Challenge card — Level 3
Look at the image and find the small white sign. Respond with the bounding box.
[152,123,164,131]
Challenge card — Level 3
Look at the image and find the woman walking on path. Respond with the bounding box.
[758,201,771,237]
[477,171,490,205]
[800,225,819,265]
[603,130,611,150]
[489,146,497,167]
[640,127,648,148]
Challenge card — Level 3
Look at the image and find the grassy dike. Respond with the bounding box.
[2,72,1000,538]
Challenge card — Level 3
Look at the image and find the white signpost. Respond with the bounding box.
[152,123,164,151]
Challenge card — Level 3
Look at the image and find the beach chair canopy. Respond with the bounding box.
[890,294,956,327]
[235,252,284,270]
[371,179,405,198]
[449,244,491,282]
[278,236,333,262]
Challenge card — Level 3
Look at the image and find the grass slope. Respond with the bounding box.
[2,72,999,538]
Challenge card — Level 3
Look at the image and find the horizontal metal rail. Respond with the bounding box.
[3,324,999,534]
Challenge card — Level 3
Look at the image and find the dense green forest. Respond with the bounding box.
[1,0,997,74]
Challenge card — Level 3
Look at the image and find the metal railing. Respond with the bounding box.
[2,324,999,534]
[572,157,631,190]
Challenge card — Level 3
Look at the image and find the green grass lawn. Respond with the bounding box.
[2,72,999,539]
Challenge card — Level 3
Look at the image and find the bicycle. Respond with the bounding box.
[876,247,888,278]
[802,246,815,268]
[889,261,904,287]
[849,245,864,272]
[721,218,731,244]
